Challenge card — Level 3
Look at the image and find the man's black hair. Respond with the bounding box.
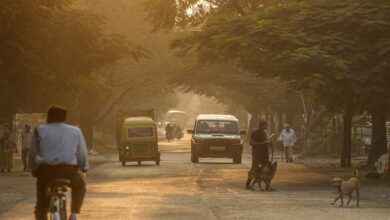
[47,105,67,123]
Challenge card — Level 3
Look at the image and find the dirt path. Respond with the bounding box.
[1,136,390,219]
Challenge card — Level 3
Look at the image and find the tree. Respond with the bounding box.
[80,0,182,147]
[0,0,145,148]
[145,0,390,167]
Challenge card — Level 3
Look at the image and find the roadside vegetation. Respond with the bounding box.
[0,0,179,148]
[0,0,389,172]
[143,0,390,170]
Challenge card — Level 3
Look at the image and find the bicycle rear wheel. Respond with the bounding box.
[59,197,67,220]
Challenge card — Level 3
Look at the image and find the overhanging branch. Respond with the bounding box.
[92,79,149,124]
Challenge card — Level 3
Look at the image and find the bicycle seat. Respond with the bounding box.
[48,179,71,187]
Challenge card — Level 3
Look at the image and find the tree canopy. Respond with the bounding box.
[145,0,390,167]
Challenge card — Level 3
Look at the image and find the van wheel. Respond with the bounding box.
[191,155,199,163]
[233,155,242,164]
[138,161,141,165]
[121,161,126,166]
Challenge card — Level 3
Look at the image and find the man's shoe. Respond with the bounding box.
[69,213,77,220]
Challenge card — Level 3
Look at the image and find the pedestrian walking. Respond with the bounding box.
[277,124,297,163]
[245,120,272,189]
[0,130,17,172]
[21,124,33,171]
[165,123,173,142]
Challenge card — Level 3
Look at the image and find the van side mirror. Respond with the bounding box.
[240,131,246,135]
[187,130,194,134]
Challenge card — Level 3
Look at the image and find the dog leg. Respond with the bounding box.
[356,188,360,207]
[331,196,340,205]
[258,181,264,191]
[265,180,273,192]
[250,180,256,190]
[346,194,352,205]
[245,172,252,190]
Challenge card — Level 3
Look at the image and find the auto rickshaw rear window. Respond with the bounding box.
[128,127,154,137]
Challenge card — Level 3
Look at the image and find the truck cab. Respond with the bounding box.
[188,114,246,164]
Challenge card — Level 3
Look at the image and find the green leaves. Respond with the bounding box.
[0,0,145,115]
[167,0,390,113]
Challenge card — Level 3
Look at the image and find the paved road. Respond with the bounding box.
[1,136,390,220]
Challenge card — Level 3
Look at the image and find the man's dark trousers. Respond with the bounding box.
[246,146,269,188]
[22,148,29,171]
[34,165,86,220]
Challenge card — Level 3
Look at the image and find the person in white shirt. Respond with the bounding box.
[21,124,32,171]
[29,105,89,220]
[278,124,297,163]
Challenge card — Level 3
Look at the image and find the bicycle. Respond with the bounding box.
[47,179,70,220]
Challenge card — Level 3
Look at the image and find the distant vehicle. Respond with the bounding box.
[187,114,246,164]
[116,109,160,166]
[166,110,188,128]
[174,126,184,140]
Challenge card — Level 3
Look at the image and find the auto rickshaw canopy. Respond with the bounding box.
[123,117,156,127]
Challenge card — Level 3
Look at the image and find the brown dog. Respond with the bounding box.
[250,161,278,191]
[331,169,360,207]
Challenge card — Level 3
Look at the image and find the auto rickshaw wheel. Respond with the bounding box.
[138,161,141,165]
[233,154,242,164]
[191,154,199,163]
[121,161,126,166]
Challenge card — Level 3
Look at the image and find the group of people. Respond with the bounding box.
[246,120,297,189]
[165,123,184,141]
[0,124,32,172]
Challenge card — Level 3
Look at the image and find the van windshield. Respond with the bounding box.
[128,127,154,137]
[195,120,238,134]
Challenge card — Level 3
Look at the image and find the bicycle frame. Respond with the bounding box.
[48,185,67,220]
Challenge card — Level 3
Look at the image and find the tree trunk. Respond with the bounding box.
[270,111,275,133]
[330,115,336,153]
[340,108,353,168]
[79,111,94,150]
[367,102,388,168]
[277,111,283,132]
[285,110,294,125]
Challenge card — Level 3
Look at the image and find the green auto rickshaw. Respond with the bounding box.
[119,117,160,166]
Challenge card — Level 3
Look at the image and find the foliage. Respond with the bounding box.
[167,0,390,114]
[0,0,145,121]
[85,0,181,118]
[144,0,390,166]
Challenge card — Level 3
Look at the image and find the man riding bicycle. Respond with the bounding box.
[29,105,89,220]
